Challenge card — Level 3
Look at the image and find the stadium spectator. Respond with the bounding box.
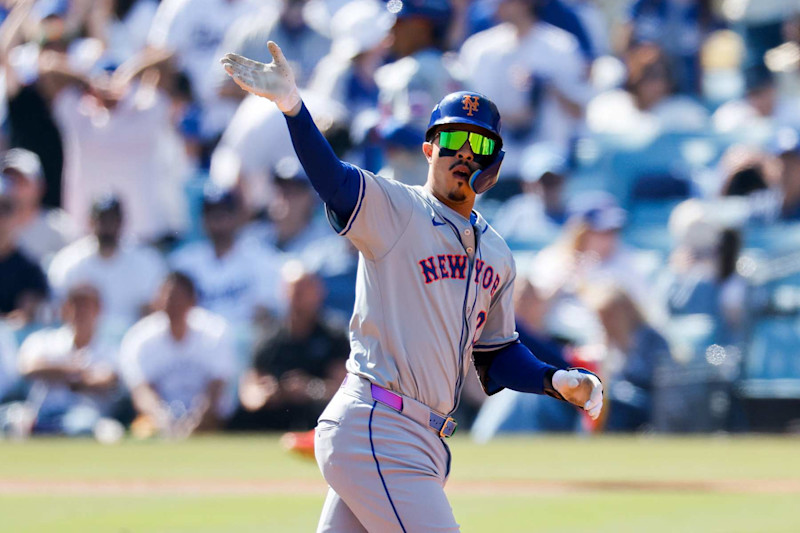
[492,143,568,246]
[170,185,285,330]
[146,0,262,149]
[14,284,119,435]
[307,0,391,114]
[51,57,190,242]
[527,192,652,343]
[48,195,166,341]
[623,0,724,95]
[587,43,709,136]
[1,148,79,266]
[0,0,74,209]
[242,158,330,260]
[209,91,347,215]
[0,178,49,327]
[215,0,330,89]
[372,0,461,184]
[459,0,591,177]
[582,283,672,432]
[660,199,749,346]
[712,64,800,135]
[234,262,348,431]
[120,271,236,438]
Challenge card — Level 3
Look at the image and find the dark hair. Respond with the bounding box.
[717,228,741,281]
[165,271,197,300]
[114,0,137,20]
[721,167,768,197]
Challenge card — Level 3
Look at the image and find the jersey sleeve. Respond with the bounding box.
[325,169,415,261]
[473,257,519,352]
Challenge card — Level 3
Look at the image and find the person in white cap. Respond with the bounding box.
[1,148,79,266]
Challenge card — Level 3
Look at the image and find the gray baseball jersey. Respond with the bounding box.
[315,167,518,532]
[329,168,518,415]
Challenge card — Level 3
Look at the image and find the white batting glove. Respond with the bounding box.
[552,368,604,420]
[220,41,301,114]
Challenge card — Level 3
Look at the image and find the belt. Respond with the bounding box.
[341,374,458,438]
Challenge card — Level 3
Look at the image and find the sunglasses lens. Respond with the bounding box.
[439,131,468,151]
[439,131,496,156]
[469,133,495,156]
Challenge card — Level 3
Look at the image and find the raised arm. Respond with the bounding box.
[220,42,360,223]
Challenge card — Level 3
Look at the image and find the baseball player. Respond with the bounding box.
[222,41,603,532]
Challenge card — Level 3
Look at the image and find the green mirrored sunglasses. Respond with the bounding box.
[438,130,496,156]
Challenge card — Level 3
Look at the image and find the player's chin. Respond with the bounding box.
[446,187,468,202]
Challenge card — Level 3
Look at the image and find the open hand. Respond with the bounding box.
[220,41,301,114]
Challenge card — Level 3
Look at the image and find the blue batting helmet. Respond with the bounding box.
[426,91,502,144]
[426,91,504,194]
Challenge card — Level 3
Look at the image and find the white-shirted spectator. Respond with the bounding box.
[1,148,80,266]
[169,185,285,327]
[120,272,236,436]
[459,0,592,176]
[586,43,709,136]
[15,284,119,435]
[53,74,190,242]
[48,195,167,341]
[712,64,800,137]
[147,0,262,140]
[528,192,652,343]
[492,143,568,246]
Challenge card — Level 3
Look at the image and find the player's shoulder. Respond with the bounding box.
[475,214,515,262]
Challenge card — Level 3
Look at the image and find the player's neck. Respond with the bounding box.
[428,189,475,220]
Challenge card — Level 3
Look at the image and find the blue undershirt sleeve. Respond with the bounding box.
[283,102,360,223]
[481,341,558,395]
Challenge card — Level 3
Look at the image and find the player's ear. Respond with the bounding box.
[422,141,433,162]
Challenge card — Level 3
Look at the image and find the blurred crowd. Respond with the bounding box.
[1,0,799,442]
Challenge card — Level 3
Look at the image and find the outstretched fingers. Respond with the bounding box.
[267,41,287,68]
[222,53,265,70]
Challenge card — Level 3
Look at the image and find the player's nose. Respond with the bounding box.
[456,141,475,160]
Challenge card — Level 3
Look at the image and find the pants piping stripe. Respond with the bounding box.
[368,402,407,533]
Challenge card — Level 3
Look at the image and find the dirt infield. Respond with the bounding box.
[2,478,799,496]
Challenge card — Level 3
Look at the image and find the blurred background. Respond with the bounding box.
[0,0,799,447]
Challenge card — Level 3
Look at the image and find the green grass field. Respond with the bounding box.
[1,435,799,532]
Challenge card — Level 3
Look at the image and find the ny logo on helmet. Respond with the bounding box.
[462,95,480,116]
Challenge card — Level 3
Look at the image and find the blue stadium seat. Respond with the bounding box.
[745,317,800,381]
